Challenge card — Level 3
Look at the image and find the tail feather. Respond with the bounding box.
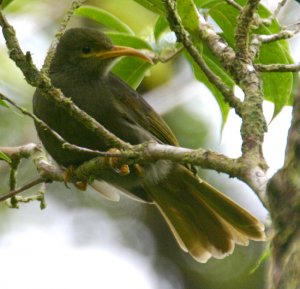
[91,181,121,202]
[146,165,265,262]
[191,178,265,240]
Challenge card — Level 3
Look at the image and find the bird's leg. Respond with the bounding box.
[106,148,144,177]
[63,165,87,191]
[105,148,130,176]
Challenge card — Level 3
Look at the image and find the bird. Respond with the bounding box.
[33,27,265,262]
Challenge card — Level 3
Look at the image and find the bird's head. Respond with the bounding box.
[50,27,152,77]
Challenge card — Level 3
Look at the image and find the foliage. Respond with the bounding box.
[76,0,294,124]
[0,151,11,163]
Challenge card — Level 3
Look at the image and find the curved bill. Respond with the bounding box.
[93,45,153,64]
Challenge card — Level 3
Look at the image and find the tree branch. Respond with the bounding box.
[267,82,300,289]
[230,2,267,167]
[164,0,268,200]
[273,0,288,18]
[0,92,104,158]
[235,0,259,61]
[41,0,87,74]
[164,0,242,115]
[0,143,38,160]
[258,27,300,43]
[255,63,300,72]
[74,142,239,179]
[0,177,44,202]
[0,144,62,206]
[1,140,268,204]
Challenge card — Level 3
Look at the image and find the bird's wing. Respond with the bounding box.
[110,74,179,146]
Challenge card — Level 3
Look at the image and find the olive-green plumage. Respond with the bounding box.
[33,27,265,262]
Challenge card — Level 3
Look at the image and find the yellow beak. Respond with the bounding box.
[90,45,153,64]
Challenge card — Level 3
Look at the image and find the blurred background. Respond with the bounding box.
[0,0,299,288]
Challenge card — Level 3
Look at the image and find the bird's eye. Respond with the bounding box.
[82,46,92,54]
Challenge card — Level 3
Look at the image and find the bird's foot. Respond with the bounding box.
[74,181,88,191]
[106,148,130,176]
[64,165,87,191]
[63,165,75,188]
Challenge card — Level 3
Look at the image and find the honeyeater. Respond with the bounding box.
[33,27,265,262]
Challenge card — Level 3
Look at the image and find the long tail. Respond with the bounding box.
[146,165,265,262]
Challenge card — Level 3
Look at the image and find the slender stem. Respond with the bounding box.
[255,63,300,72]
[258,28,300,43]
[235,0,260,61]
[225,0,242,11]
[0,92,105,157]
[42,0,87,74]
[164,0,242,115]
[0,177,44,202]
[274,0,288,18]
[0,143,38,159]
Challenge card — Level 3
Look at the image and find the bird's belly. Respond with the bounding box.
[33,91,163,193]
[33,82,173,196]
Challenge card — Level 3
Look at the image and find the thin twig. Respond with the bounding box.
[42,0,87,74]
[156,45,184,63]
[274,0,288,18]
[250,24,300,59]
[0,92,105,157]
[8,157,19,206]
[235,0,260,61]
[0,177,44,202]
[255,63,300,72]
[225,0,242,11]
[164,0,242,115]
[259,0,288,26]
[0,143,38,159]
[258,27,300,43]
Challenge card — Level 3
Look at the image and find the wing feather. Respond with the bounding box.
[110,74,179,146]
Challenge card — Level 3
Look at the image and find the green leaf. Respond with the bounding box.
[176,0,231,125]
[75,6,134,34]
[177,0,203,52]
[154,16,169,41]
[0,151,11,163]
[201,0,294,116]
[106,32,153,50]
[259,43,294,117]
[1,0,14,9]
[0,98,10,109]
[198,0,220,7]
[133,0,166,15]
[253,2,294,116]
[250,244,270,274]
[208,4,237,47]
[185,52,231,125]
[254,25,294,117]
[112,57,151,89]
[177,0,201,34]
